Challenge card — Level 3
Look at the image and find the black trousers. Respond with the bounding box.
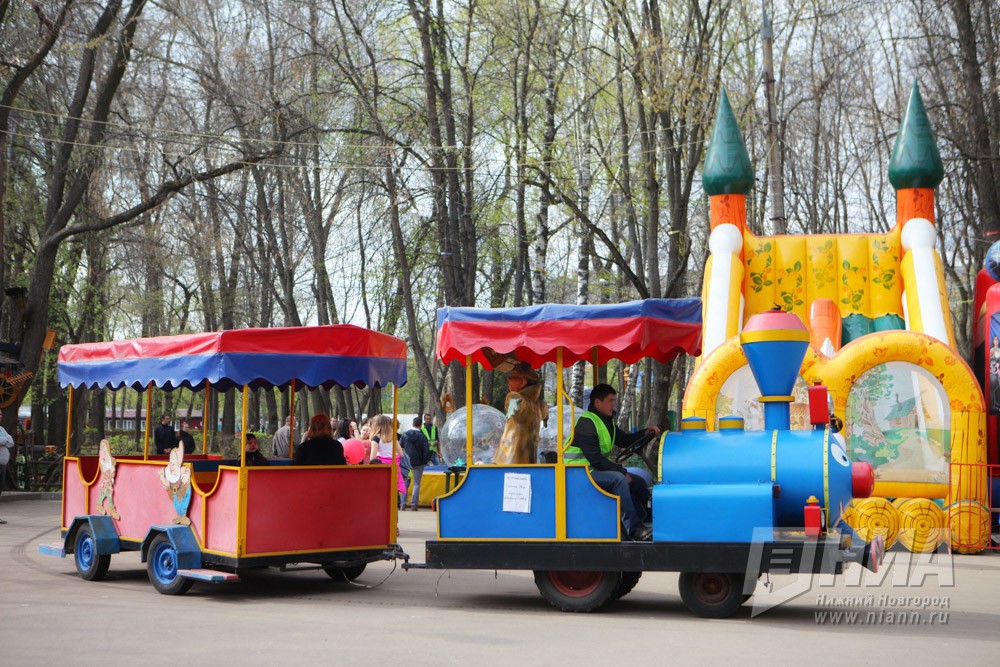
[627,473,651,522]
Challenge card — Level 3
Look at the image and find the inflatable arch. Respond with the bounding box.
[687,331,985,495]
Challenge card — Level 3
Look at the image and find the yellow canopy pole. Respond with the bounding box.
[465,356,473,465]
[236,385,250,559]
[202,380,211,454]
[557,348,565,464]
[240,385,248,467]
[144,382,153,460]
[391,384,400,538]
[555,347,567,539]
[64,385,74,457]
[289,379,297,459]
[392,385,399,452]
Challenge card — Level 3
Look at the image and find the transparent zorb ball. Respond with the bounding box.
[439,404,506,466]
[537,403,578,461]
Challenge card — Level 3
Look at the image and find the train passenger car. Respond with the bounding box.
[40,325,407,594]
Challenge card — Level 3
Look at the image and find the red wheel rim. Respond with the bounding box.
[548,571,603,597]
[694,573,731,604]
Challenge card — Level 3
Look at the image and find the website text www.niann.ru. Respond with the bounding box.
[814,610,950,625]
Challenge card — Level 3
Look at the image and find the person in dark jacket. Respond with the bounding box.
[154,414,176,455]
[564,384,659,540]
[294,414,346,466]
[399,417,431,510]
[243,433,269,466]
[177,420,196,454]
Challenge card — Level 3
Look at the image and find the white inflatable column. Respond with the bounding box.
[702,223,745,358]
[900,218,949,345]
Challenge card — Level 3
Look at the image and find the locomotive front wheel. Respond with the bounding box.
[678,571,746,619]
[147,534,194,595]
[74,525,110,581]
[324,562,367,581]
[533,570,621,612]
[613,571,643,600]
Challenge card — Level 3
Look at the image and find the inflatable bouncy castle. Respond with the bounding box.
[684,83,991,553]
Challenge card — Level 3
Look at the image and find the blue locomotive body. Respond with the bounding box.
[655,425,855,542]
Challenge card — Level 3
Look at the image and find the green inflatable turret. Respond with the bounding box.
[702,89,754,196]
[888,81,944,190]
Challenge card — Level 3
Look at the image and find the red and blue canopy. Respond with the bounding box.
[58,325,407,390]
[436,299,702,369]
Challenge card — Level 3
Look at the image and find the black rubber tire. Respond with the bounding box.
[613,571,642,600]
[678,571,747,619]
[533,570,621,612]
[323,562,367,581]
[146,533,194,595]
[74,525,111,581]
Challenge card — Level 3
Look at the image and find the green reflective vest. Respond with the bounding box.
[564,411,614,465]
[421,424,439,452]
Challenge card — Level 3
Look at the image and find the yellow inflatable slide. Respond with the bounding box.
[687,83,989,553]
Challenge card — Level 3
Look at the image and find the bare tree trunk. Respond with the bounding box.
[949,0,1000,237]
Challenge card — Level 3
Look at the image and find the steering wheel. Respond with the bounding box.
[614,430,658,464]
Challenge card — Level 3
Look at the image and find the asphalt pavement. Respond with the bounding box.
[1,497,998,665]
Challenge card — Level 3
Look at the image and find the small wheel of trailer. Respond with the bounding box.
[613,571,642,600]
[677,571,746,619]
[323,562,367,582]
[533,570,621,612]
[74,525,110,581]
[147,534,194,595]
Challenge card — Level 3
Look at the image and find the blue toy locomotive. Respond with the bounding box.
[421,306,883,618]
[657,309,875,543]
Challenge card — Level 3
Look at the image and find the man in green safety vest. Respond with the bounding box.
[564,384,658,541]
[422,413,440,465]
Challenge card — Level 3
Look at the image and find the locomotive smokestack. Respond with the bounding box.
[740,309,810,430]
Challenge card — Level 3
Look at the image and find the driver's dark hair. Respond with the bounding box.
[590,383,617,402]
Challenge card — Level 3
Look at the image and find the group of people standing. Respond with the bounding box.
[270,412,441,510]
[153,415,197,455]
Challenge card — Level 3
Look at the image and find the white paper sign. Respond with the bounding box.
[502,472,532,513]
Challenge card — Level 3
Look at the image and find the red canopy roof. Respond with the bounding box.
[436,299,702,369]
[58,325,407,390]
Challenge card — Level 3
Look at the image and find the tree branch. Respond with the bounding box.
[45,149,286,249]
[526,167,650,299]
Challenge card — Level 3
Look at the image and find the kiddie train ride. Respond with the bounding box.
[413,300,882,618]
[686,83,991,553]
[39,325,408,594]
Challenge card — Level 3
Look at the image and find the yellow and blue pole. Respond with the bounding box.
[465,356,473,465]
[392,385,399,539]
[64,386,74,457]
[555,347,566,539]
[240,385,248,467]
[289,379,296,459]
[144,382,152,459]
[202,381,210,454]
